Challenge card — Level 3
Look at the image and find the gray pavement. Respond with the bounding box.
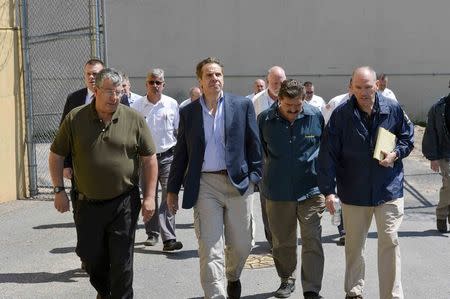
[1,154,449,299]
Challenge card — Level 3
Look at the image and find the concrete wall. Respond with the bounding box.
[0,0,27,202]
[106,0,450,120]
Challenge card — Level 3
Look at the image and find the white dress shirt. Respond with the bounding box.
[252,89,276,116]
[321,93,350,124]
[131,94,179,153]
[85,89,94,104]
[306,94,326,110]
[128,92,143,105]
[381,88,398,102]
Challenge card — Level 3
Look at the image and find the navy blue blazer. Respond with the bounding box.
[167,93,263,209]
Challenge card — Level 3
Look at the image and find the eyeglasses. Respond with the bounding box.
[100,88,125,97]
[148,80,164,86]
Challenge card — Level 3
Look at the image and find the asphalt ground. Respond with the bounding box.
[1,136,449,298]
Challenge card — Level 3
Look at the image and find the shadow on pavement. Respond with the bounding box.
[404,179,434,207]
[50,246,75,254]
[33,222,75,229]
[133,247,198,259]
[0,268,88,284]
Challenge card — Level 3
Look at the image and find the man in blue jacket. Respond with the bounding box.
[259,79,325,299]
[422,89,450,233]
[318,66,414,299]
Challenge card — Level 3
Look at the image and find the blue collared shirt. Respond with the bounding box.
[200,93,227,171]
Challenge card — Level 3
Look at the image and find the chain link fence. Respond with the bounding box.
[20,0,105,197]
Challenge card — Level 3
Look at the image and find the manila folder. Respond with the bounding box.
[373,127,396,161]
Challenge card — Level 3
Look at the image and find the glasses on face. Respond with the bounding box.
[100,88,125,97]
[148,80,164,86]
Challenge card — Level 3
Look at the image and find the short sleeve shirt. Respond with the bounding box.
[51,101,156,200]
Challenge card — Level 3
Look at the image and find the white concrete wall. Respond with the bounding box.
[106,0,450,120]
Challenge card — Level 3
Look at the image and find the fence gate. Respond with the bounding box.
[19,0,106,197]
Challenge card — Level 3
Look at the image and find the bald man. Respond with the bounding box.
[252,66,287,251]
[246,79,266,99]
[318,66,413,299]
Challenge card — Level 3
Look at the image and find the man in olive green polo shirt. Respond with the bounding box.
[49,68,158,299]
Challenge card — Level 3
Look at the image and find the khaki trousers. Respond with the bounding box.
[342,198,404,299]
[266,195,325,294]
[437,159,450,220]
[193,173,254,299]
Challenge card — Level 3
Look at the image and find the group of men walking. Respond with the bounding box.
[48,56,449,299]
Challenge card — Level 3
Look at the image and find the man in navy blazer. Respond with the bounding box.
[167,57,262,299]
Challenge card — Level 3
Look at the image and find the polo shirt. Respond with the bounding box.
[51,101,156,200]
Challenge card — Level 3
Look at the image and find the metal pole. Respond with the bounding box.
[89,0,98,58]
[19,0,38,196]
[100,0,108,65]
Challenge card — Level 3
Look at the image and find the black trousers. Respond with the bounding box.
[75,187,140,299]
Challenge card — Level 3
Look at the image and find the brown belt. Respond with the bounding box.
[203,169,228,175]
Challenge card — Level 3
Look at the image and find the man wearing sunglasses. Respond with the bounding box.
[131,68,183,251]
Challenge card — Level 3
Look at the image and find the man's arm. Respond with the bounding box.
[140,154,158,223]
[245,99,263,183]
[48,151,70,213]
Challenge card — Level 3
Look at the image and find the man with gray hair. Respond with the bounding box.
[132,68,183,251]
[246,78,266,99]
[49,68,158,298]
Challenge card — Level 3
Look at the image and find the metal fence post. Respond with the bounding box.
[19,0,38,196]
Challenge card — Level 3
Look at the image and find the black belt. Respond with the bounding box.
[203,169,228,175]
[156,147,174,159]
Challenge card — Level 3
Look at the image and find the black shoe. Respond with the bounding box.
[80,261,86,271]
[144,234,159,246]
[304,291,323,299]
[227,279,241,299]
[337,236,345,246]
[345,295,363,299]
[163,239,183,251]
[437,219,448,233]
[274,279,295,298]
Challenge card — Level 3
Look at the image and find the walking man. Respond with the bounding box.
[167,57,262,298]
[318,66,414,299]
[131,68,183,251]
[422,88,450,233]
[258,79,325,299]
[49,68,158,298]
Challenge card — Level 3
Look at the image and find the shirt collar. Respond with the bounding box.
[89,99,122,121]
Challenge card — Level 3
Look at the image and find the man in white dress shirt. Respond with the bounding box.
[252,66,286,251]
[131,68,183,251]
[303,81,326,110]
[122,73,142,105]
[377,73,398,102]
[246,78,266,99]
[179,86,202,109]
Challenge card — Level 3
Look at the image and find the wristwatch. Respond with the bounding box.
[53,186,65,194]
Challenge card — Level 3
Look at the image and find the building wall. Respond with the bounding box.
[0,0,27,202]
[106,0,450,120]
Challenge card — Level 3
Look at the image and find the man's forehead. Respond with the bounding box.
[203,63,222,72]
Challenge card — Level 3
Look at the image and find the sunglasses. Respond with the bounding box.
[148,80,164,86]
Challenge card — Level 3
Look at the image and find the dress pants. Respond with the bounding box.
[193,173,254,299]
[144,153,176,242]
[266,195,325,294]
[75,187,141,299]
[342,198,404,299]
[258,192,273,248]
[436,159,450,220]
